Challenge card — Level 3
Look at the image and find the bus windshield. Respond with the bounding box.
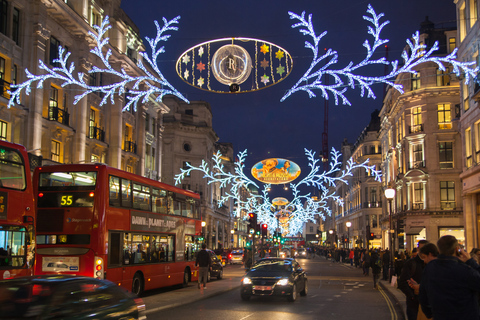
[0,148,26,190]
[39,172,97,189]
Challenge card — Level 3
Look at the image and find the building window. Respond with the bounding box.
[51,140,61,162]
[12,8,19,45]
[91,154,99,163]
[145,144,151,170]
[0,120,7,140]
[436,67,450,86]
[411,107,422,133]
[466,127,473,168]
[49,87,58,119]
[411,72,421,91]
[126,165,133,173]
[412,144,424,168]
[463,82,470,112]
[440,181,455,210]
[370,187,377,203]
[0,56,5,80]
[475,121,480,164]
[0,0,7,35]
[471,0,478,28]
[12,64,17,85]
[89,71,97,86]
[438,104,452,129]
[152,118,156,137]
[152,147,156,172]
[449,37,456,53]
[145,114,150,132]
[439,142,453,169]
[413,183,424,209]
[460,2,467,41]
[49,36,61,67]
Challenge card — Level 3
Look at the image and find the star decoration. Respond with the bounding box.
[183,69,190,80]
[182,54,190,64]
[260,43,269,54]
[276,65,285,76]
[198,46,204,57]
[260,59,269,69]
[197,61,205,72]
[275,50,284,60]
[261,74,270,85]
[197,77,204,87]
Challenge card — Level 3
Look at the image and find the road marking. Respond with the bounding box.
[378,285,398,320]
[308,276,368,281]
[239,313,255,320]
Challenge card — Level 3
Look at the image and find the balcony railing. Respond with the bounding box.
[363,201,382,208]
[88,126,105,142]
[0,79,10,99]
[409,124,423,134]
[412,203,423,210]
[48,107,70,126]
[123,140,137,154]
[440,202,456,210]
[408,160,426,170]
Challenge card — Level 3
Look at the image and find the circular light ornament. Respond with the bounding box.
[251,158,301,184]
[211,44,252,86]
[176,37,293,93]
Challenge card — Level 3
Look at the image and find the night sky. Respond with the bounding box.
[120,0,456,197]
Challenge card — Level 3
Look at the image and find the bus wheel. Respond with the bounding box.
[132,273,144,296]
[182,268,190,288]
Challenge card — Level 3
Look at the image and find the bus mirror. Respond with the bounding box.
[23,215,34,224]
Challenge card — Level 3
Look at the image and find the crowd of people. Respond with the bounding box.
[314,236,480,320]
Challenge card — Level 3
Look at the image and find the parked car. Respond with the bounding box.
[0,275,147,319]
[206,249,224,280]
[230,249,244,264]
[240,257,307,302]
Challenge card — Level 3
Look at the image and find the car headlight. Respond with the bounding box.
[277,278,289,286]
[243,277,252,285]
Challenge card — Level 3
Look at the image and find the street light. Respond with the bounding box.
[346,221,351,249]
[384,187,395,280]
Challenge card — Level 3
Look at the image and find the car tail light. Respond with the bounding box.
[94,256,104,279]
[134,298,147,320]
[229,254,232,259]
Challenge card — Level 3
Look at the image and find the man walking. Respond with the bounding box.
[195,243,212,289]
[419,235,480,320]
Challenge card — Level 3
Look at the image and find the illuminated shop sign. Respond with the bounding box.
[251,158,301,184]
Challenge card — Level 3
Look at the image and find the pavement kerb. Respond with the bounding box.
[379,279,407,319]
[144,276,243,315]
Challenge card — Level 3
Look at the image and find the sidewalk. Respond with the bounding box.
[141,266,245,315]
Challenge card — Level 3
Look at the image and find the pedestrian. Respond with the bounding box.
[398,239,428,320]
[394,251,406,277]
[195,243,212,289]
[419,235,480,320]
[349,249,354,266]
[382,249,390,280]
[371,249,382,289]
[363,249,371,276]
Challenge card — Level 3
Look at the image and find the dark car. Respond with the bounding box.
[240,257,307,302]
[0,275,147,319]
[206,249,224,280]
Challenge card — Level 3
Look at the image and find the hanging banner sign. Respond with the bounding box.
[251,158,301,184]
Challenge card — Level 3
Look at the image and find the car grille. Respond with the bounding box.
[252,279,277,286]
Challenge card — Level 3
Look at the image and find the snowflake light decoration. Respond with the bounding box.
[8,16,188,111]
[281,4,478,105]
[175,148,381,236]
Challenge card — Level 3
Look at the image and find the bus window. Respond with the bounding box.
[132,234,148,264]
[109,176,120,207]
[0,148,25,190]
[185,200,194,218]
[173,200,182,216]
[159,235,174,262]
[133,184,150,211]
[152,189,167,214]
[108,232,121,266]
[0,225,26,267]
[167,192,174,215]
[123,233,131,265]
[184,236,198,261]
[121,179,132,208]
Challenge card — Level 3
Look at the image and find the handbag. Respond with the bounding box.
[390,275,397,287]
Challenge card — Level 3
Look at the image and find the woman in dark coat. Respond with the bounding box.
[370,250,382,289]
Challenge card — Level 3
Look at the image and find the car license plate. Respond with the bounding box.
[254,285,271,291]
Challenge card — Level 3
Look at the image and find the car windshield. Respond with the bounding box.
[232,250,243,254]
[252,261,292,272]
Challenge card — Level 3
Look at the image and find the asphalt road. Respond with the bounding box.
[145,256,405,320]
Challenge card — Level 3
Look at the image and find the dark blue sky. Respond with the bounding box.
[120,0,456,195]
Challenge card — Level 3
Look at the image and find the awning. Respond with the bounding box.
[406,227,424,235]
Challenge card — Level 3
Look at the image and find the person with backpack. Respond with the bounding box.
[370,249,382,289]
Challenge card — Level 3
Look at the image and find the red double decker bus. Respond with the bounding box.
[33,163,202,295]
[0,141,35,280]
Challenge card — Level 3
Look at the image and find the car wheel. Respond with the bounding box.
[182,269,190,288]
[217,269,223,280]
[207,270,211,282]
[300,279,308,296]
[288,283,297,302]
[132,273,144,296]
[241,294,251,301]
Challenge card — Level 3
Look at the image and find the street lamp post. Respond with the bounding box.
[346,221,352,249]
[384,188,396,280]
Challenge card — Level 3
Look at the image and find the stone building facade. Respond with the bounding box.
[379,20,464,251]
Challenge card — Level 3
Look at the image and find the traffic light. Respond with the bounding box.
[369,232,375,240]
[261,223,268,237]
